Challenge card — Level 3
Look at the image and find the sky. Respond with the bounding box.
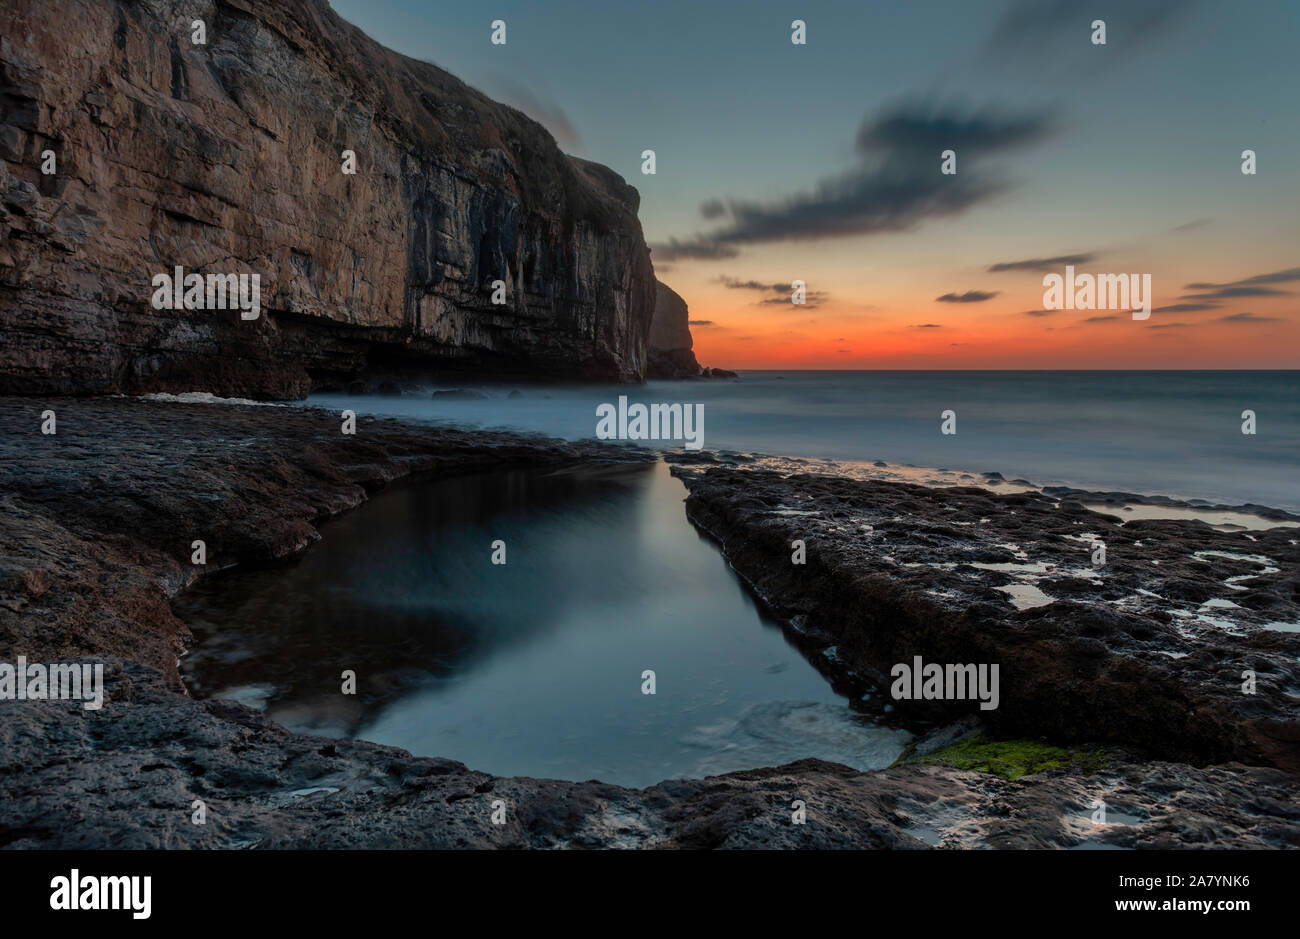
[329,0,1300,369]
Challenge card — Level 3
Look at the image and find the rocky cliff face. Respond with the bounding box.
[0,0,656,398]
[647,280,700,379]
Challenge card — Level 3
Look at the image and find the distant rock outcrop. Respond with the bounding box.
[0,0,656,398]
[646,280,701,379]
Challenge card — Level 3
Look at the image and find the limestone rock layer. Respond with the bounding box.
[647,280,700,379]
[0,0,657,397]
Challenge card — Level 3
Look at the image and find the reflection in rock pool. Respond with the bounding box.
[177,460,910,787]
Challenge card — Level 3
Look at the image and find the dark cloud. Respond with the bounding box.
[1084,315,1119,323]
[936,290,998,303]
[717,277,830,308]
[987,253,1097,273]
[718,277,786,293]
[1221,312,1281,323]
[911,323,943,328]
[1185,267,1300,290]
[1149,322,1191,329]
[1170,218,1212,232]
[1153,302,1220,313]
[688,319,716,326]
[855,107,1053,155]
[699,199,726,220]
[657,103,1052,257]
[702,168,1004,246]
[1182,286,1290,300]
[1023,309,1058,317]
[650,238,740,262]
[1237,267,1300,285]
[984,0,1196,72]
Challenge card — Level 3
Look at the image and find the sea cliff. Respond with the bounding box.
[0,0,657,397]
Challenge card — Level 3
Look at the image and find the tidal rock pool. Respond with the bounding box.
[177,460,910,787]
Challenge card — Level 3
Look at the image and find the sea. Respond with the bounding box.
[302,370,1300,513]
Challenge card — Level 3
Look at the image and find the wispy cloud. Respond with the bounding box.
[1221,312,1281,323]
[987,253,1097,273]
[651,239,740,262]
[1153,302,1220,313]
[652,102,1052,259]
[1177,264,1299,303]
[983,0,1197,73]
[714,276,829,309]
[718,277,787,293]
[1182,286,1290,300]
[936,290,998,303]
[1185,267,1300,290]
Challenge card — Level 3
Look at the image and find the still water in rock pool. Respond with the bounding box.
[177,460,910,787]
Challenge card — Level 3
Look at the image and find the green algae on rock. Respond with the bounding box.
[906,736,1112,781]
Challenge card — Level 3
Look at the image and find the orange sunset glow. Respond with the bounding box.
[662,239,1300,371]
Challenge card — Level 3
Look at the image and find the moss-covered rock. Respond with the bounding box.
[901,735,1110,780]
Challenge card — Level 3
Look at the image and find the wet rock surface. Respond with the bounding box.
[1,398,1296,848]
[669,461,1300,775]
[3,661,1296,849]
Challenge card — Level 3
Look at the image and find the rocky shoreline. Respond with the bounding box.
[2,397,1297,849]
[668,455,1300,775]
